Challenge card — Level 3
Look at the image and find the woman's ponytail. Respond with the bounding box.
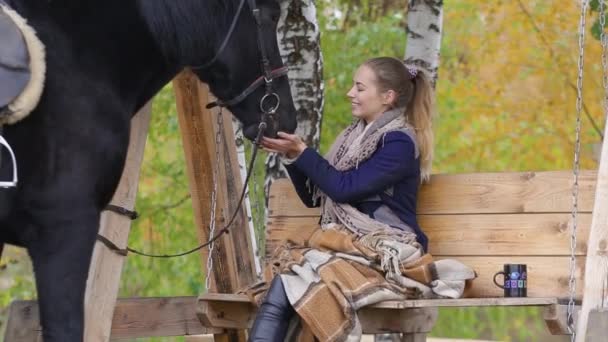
[363,57,436,183]
[406,70,434,183]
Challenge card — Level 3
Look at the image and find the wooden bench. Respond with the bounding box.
[198,170,596,340]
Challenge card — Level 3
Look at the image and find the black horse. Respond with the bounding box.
[0,0,296,341]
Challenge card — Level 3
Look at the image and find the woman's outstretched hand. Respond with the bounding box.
[261,132,307,159]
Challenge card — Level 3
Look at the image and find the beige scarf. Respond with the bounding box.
[313,108,418,236]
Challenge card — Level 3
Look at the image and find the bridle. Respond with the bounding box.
[192,0,289,139]
[97,0,292,257]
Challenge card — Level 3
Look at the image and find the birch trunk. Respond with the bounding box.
[404,0,444,87]
[264,0,324,197]
[231,0,323,266]
[375,3,443,341]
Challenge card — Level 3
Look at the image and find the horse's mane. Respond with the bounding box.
[136,0,240,64]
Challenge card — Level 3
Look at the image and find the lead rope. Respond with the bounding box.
[568,1,590,339]
[97,110,268,261]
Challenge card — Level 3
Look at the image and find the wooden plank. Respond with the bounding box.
[418,171,596,214]
[84,103,152,342]
[265,214,592,257]
[174,72,222,292]
[543,304,580,335]
[358,307,437,334]
[198,293,557,308]
[4,301,42,342]
[265,234,585,299]
[184,336,214,342]
[576,125,608,342]
[585,309,608,342]
[4,297,221,341]
[449,256,585,299]
[174,71,256,342]
[110,296,219,339]
[197,295,561,332]
[267,179,320,217]
[400,334,426,342]
[174,71,257,292]
[222,257,584,300]
[215,98,259,290]
[268,171,597,217]
[422,213,591,256]
[197,295,256,329]
[198,295,437,333]
[371,297,558,308]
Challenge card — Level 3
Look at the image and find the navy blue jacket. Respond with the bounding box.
[285,131,428,251]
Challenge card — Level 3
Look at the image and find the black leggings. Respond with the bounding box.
[248,276,295,342]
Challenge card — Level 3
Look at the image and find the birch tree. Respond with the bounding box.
[228,0,323,257]
[404,0,443,87]
[376,1,443,340]
[264,0,324,195]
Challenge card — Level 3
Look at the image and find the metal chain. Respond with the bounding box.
[568,0,590,339]
[205,108,225,291]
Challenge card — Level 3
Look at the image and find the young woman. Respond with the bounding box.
[248,57,444,341]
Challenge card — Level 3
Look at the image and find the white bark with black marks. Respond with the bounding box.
[265,0,324,192]
[230,0,323,267]
[404,0,443,87]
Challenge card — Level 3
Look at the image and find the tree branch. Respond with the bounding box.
[516,0,604,139]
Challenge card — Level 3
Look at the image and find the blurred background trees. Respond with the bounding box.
[2,1,606,341]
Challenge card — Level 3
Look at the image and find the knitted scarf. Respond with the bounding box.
[313,107,418,236]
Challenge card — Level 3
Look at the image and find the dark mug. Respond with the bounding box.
[493,264,527,297]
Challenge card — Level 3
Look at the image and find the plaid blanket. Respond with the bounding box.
[245,226,476,341]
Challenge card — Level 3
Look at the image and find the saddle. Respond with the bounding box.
[0,2,45,125]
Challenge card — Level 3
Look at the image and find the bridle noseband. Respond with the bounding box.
[192,0,288,139]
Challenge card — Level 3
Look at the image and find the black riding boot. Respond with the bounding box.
[248,276,295,342]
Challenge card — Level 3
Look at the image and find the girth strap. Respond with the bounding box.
[96,234,128,256]
[104,204,138,220]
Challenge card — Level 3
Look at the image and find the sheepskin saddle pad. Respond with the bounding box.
[0,2,45,125]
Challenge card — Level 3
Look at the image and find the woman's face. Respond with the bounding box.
[346,65,392,123]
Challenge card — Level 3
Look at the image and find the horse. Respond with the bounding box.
[0,0,297,340]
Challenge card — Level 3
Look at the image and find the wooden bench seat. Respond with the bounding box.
[198,170,596,339]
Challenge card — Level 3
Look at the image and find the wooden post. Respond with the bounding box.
[4,297,220,340]
[576,123,608,341]
[173,70,258,342]
[84,103,152,342]
[585,309,608,341]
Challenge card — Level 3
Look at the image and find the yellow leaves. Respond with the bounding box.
[436,1,606,173]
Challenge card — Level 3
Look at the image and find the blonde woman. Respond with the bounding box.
[250,57,470,342]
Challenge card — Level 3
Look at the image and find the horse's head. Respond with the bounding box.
[192,0,296,140]
[139,0,297,140]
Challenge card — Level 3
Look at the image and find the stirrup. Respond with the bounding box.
[0,134,17,188]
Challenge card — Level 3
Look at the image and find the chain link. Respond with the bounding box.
[205,108,225,291]
[568,0,590,339]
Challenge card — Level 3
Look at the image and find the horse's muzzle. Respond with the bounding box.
[243,122,278,141]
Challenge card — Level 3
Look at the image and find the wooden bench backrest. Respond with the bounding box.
[266,171,597,299]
